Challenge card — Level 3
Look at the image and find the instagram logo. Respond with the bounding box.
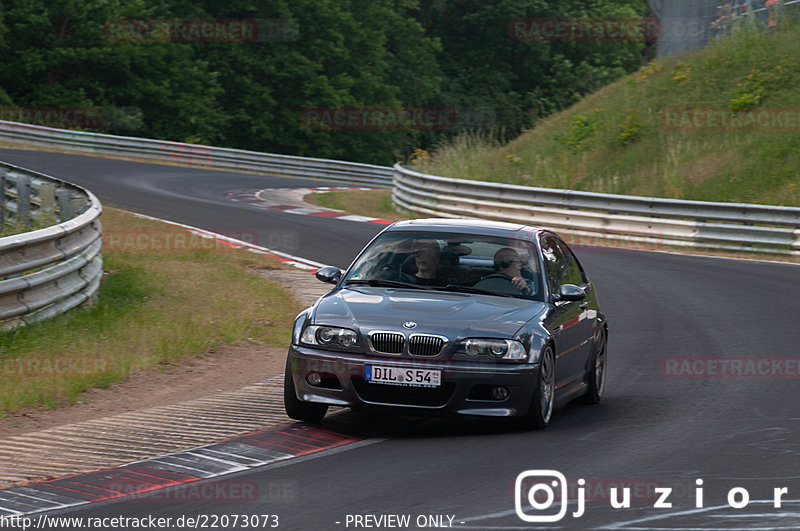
[514,471,792,521]
[515,470,569,522]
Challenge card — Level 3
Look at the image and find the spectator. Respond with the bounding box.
[766,0,780,27]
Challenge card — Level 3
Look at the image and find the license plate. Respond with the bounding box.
[365,365,441,388]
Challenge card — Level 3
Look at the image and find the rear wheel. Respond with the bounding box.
[580,325,607,404]
[523,346,555,429]
[284,357,328,423]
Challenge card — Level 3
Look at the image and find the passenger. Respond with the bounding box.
[404,239,442,285]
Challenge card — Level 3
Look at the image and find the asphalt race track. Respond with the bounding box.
[0,148,378,268]
[2,147,799,530]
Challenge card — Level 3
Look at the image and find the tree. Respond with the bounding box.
[416,0,650,135]
[0,0,227,141]
[0,0,650,163]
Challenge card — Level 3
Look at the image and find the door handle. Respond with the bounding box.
[580,301,589,309]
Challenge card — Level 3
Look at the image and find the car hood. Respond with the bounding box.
[312,286,545,338]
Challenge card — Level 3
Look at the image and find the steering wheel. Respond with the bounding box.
[474,273,535,296]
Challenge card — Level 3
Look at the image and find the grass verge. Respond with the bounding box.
[305,189,405,222]
[421,22,800,207]
[0,207,303,416]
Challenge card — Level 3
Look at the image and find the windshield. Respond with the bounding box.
[344,231,543,301]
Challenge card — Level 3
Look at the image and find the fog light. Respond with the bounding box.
[491,386,509,400]
[307,372,322,386]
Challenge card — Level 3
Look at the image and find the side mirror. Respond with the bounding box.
[554,284,586,302]
[315,266,343,284]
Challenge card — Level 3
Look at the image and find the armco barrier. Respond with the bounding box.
[393,164,800,255]
[2,119,799,255]
[0,120,392,188]
[0,161,102,329]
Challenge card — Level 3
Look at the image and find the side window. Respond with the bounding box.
[541,236,563,295]
[541,236,585,295]
[554,239,586,287]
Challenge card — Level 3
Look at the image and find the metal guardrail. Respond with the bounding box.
[0,161,103,330]
[717,0,800,26]
[2,119,798,256]
[650,0,800,58]
[393,164,800,255]
[0,120,392,188]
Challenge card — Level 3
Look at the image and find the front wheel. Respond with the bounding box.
[522,346,555,429]
[284,357,328,423]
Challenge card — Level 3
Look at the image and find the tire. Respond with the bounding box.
[523,346,555,429]
[284,357,328,423]
[580,325,607,404]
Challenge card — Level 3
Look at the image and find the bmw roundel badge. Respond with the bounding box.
[403,321,417,329]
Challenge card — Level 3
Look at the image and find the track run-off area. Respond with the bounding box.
[1,147,799,530]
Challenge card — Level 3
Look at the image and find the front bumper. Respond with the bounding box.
[288,345,540,418]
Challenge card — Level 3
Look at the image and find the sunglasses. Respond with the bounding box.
[497,259,525,269]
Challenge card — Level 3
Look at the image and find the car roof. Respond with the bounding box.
[385,218,547,239]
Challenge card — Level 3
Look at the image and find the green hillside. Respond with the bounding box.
[423,23,800,207]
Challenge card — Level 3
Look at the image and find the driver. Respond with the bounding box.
[475,247,535,296]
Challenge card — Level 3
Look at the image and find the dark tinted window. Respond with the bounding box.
[541,236,585,294]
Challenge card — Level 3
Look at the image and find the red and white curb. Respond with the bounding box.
[0,214,382,518]
[0,203,393,519]
[0,423,362,518]
[226,187,394,225]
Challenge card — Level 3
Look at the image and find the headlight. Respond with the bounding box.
[460,339,527,362]
[301,325,359,350]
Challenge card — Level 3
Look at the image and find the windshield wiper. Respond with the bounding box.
[442,284,515,298]
[345,279,434,290]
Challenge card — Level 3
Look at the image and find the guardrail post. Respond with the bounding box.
[39,182,56,225]
[16,175,31,227]
[56,188,74,222]
[0,167,6,227]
